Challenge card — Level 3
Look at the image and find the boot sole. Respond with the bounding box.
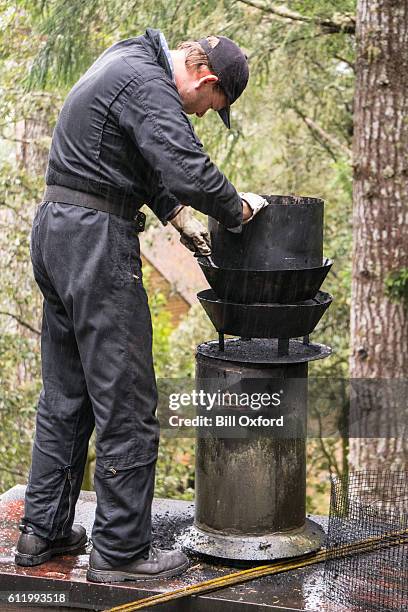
[15,534,88,567]
[86,560,189,583]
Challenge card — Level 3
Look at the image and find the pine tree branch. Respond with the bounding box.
[0,466,25,478]
[333,54,355,71]
[5,89,63,100]
[0,202,33,228]
[317,429,341,475]
[237,0,356,34]
[293,108,351,159]
[0,135,34,145]
[264,29,336,55]
[0,311,41,336]
[0,202,20,214]
[313,402,342,475]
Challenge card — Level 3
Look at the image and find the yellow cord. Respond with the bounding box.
[105,528,408,612]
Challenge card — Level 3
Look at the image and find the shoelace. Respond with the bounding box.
[145,546,158,563]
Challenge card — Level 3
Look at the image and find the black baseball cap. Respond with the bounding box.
[197,36,249,129]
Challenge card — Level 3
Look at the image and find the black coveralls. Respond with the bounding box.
[23,28,242,565]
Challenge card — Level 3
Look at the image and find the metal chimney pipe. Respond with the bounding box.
[181,195,332,562]
[209,195,324,270]
[181,339,329,562]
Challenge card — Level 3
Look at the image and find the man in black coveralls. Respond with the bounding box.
[15,28,268,582]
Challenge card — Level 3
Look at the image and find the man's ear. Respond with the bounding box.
[195,74,219,89]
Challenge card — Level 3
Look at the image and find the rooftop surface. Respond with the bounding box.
[0,485,333,611]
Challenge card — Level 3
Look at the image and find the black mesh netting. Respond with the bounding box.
[324,470,408,611]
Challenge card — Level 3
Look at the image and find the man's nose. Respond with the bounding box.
[196,109,208,118]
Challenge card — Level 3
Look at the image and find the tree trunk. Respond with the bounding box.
[349,0,408,470]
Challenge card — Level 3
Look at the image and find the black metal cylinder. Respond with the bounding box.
[180,340,328,561]
[194,350,308,537]
[209,195,324,270]
[184,191,331,562]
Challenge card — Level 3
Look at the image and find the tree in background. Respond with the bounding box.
[3,0,404,507]
[349,0,408,470]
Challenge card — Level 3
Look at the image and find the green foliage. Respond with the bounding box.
[385,267,408,303]
[155,438,195,500]
[162,305,214,379]
[0,169,43,492]
[143,266,174,377]
[0,0,357,502]
[0,332,40,491]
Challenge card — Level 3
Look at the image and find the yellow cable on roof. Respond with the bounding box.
[105,528,408,612]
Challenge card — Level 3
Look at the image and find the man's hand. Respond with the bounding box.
[226,193,269,233]
[170,206,211,256]
[240,193,269,224]
[242,200,253,221]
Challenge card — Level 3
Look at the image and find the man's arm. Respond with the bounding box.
[118,76,243,229]
[145,180,183,225]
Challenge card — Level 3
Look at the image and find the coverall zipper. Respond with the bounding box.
[60,466,73,537]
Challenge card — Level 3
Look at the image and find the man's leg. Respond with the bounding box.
[83,245,159,564]
[68,208,160,565]
[21,302,95,541]
[22,201,187,578]
[17,203,94,564]
[75,208,188,581]
[28,202,159,565]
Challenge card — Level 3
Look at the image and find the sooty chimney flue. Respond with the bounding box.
[181,195,333,562]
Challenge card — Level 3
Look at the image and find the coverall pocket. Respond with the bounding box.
[30,202,49,269]
[109,215,144,289]
[95,455,156,522]
[100,453,156,477]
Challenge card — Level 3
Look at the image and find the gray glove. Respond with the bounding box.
[170,206,211,256]
[239,192,269,223]
[227,193,269,233]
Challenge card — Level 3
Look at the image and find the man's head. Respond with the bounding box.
[171,36,249,128]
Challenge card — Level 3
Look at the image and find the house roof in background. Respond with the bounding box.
[140,223,208,305]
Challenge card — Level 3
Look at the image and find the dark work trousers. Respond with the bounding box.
[22,201,159,566]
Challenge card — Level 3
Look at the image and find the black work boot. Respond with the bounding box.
[86,546,189,583]
[15,524,87,567]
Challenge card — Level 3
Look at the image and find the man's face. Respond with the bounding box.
[177,68,228,118]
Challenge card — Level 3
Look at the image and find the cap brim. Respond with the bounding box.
[218,106,231,129]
